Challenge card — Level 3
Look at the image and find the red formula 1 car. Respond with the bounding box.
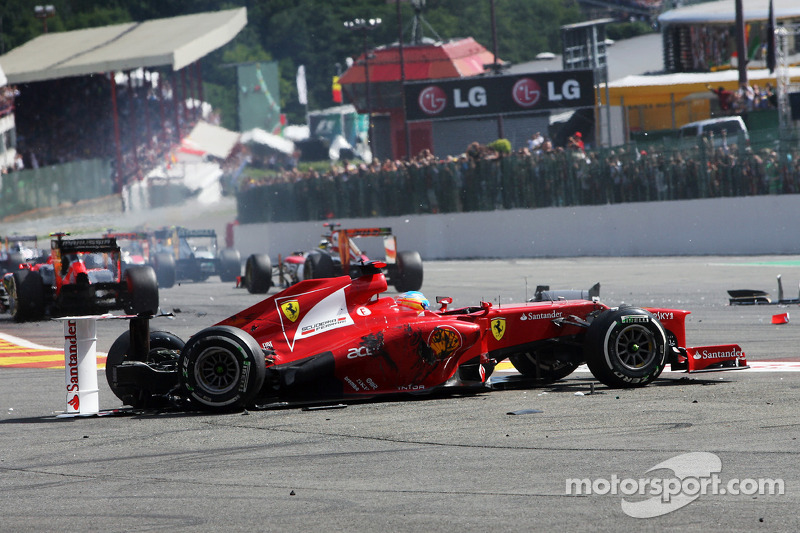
[106,262,747,412]
[0,233,159,321]
[239,224,423,294]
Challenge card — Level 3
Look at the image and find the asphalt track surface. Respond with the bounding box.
[1,256,799,532]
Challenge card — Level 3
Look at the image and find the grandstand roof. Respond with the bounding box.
[659,0,800,25]
[0,8,247,85]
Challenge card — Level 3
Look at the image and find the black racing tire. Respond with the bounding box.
[244,254,272,294]
[179,326,267,411]
[303,251,335,280]
[153,252,176,289]
[123,265,160,315]
[8,270,45,322]
[105,330,185,408]
[509,345,582,383]
[584,307,667,388]
[392,250,423,292]
[7,252,25,271]
[218,248,241,282]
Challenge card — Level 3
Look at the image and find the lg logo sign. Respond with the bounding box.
[417,77,584,116]
[418,86,447,115]
[512,78,541,107]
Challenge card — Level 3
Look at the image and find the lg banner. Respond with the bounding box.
[404,70,594,122]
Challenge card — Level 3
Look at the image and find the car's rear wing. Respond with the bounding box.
[55,237,120,253]
[177,228,217,239]
[3,234,39,250]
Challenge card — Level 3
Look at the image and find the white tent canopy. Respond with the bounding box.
[240,128,295,155]
[182,121,240,160]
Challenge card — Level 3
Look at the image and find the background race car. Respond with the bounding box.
[104,230,152,274]
[0,234,48,275]
[239,223,423,294]
[0,233,159,321]
[149,227,241,288]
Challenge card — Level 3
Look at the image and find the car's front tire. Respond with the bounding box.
[179,326,266,410]
[584,307,667,388]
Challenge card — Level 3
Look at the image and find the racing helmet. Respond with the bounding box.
[396,291,429,311]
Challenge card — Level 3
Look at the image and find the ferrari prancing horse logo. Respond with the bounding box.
[491,318,506,341]
[281,300,300,322]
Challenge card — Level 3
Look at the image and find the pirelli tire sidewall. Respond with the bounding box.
[179,326,266,410]
[584,307,667,388]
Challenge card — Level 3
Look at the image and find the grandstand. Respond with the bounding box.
[0,8,246,219]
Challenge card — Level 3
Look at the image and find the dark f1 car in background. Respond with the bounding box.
[0,233,159,321]
[106,262,746,412]
[149,227,241,288]
[239,223,423,294]
[0,234,48,274]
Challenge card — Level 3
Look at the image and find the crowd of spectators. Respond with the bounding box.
[10,73,198,186]
[235,134,799,224]
[707,82,777,115]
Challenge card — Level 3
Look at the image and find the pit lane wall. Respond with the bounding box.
[233,194,800,260]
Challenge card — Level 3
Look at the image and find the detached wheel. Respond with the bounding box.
[106,330,184,408]
[218,248,241,282]
[509,345,581,382]
[123,266,159,315]
[244,254,272,294]
[303,251,335,280]
[8,270,45,322]
[584,307,667,388]
[392,250,423,292]
[153,252,176,289]
[179,326,266,411]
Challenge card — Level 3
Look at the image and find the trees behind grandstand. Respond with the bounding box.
[0,0,590,129]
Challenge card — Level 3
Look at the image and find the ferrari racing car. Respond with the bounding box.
[105,262,746,412]
[239,223,423,294]
[1,233,159,321]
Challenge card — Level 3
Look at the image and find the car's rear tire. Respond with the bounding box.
[584,307,667,388]
[179,326,266,411]
[8,270,45,321]
[153,252,176,288]
[6,252,25,272]
[218,248,241,282]
[106,330,184,408]
[303,252,335,280]
[123,266,159,315]
[244,254,272,294]
[509,345,581,382]
[392,250,423,292]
